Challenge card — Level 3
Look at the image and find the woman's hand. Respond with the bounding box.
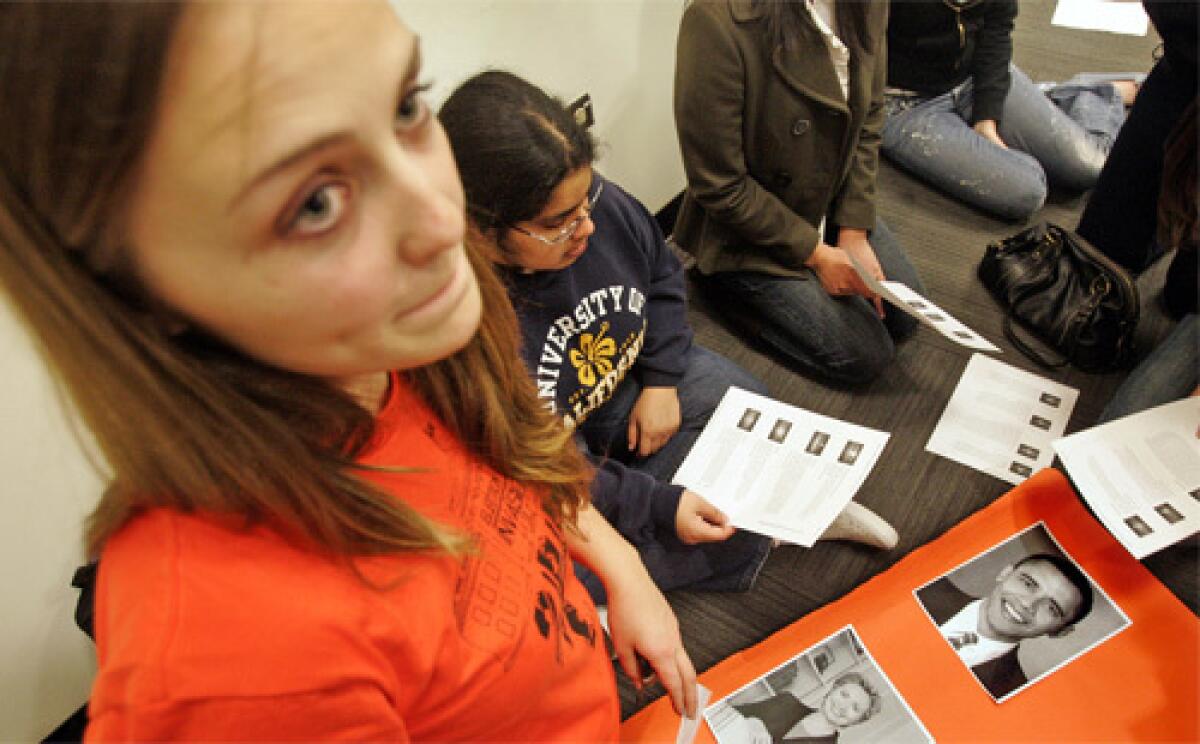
[973,118,1008,149]
[838,227,886,318]
[806,241,882,316]
[628,386,682,457]
[566,506,699,718]
[676,490,736,544]
[606,558,699,718]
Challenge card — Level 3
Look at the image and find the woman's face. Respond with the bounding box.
[502,166,597,272]
[126,0,480,387]
[822,680,871,728]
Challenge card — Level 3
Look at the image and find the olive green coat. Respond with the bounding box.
[672,0,888,278]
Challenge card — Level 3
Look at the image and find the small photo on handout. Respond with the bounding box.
[806,431,830,456]
[769,419,793,444]
[738,408,761,432]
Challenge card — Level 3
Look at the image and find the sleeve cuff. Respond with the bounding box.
[972,98,1005,125]
[651,483,685,530]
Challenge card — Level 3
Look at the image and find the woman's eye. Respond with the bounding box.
[287,182,350,237]
[396,82,432,129]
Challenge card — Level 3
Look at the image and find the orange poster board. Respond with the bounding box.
[622,469,1199,742]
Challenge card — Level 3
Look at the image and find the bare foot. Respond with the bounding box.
[1112,79,1139,106]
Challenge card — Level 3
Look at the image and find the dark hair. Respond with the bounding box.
[1014,553,1095,627]
[1158,98,1197,251]
[827,671,881,726]
[439,70,595,237]
[751,0,876,52]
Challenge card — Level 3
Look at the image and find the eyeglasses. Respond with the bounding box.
[511,180,603,246]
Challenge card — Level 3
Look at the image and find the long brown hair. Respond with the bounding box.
[0,2,591,559]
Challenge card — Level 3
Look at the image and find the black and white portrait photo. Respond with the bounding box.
[913,523,1130,702]
[704,627,931,744]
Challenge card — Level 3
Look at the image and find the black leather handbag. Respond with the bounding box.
[978,223,1139,371]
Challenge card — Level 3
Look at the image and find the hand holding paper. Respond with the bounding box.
[676,490,736,545]
[672,388,888,546]
[847,253,1000,352]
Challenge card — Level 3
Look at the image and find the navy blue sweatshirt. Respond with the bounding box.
[504,176,696,548]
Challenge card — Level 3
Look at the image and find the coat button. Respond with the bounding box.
[791,118,810,136]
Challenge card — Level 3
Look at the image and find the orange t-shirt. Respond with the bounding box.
[85,378,619,741]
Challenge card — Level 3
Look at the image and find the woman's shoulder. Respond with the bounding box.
[594,176,652,225]
[681,0,747,36]
[591,177,670,260]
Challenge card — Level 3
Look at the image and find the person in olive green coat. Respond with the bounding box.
[673,0,925,385]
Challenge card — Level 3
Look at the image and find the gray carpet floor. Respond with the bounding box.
[621,1,1196,718]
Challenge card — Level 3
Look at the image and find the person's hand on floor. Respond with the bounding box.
[628,386,681,457]
[973,118,1009,149]
[676,490,736,544]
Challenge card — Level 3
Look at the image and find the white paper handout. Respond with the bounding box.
[672,387,889,546]
[927,355,1078,485]
[1053,398,1200,558]
[675,684,712,744]
[848,254,1000,352]
[1052,0,1150,36]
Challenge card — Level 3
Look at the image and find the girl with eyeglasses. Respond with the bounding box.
[440,71,898,607]
[0,2,699,737]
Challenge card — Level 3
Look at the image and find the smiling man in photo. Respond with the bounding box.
[917,553,1094,700]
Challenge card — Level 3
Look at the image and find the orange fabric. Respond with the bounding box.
[623,469,1199,742]
[86,378,619,741]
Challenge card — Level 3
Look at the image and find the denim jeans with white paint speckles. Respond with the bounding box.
[882,65,1128,220]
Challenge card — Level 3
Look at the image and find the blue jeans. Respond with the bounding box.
[882,65,1128,220]
[576,344,773,599]
[1099,314,1198,424]
[701,218,924,386]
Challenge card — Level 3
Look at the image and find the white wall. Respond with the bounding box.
[1,2,687,740]
[398,0,688,211]
[1,295,101,740]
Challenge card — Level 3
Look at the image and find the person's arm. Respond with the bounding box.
[565,504,699,718]
[590,453,683,537]
[628,184,691,389]
[674,3,821,270]
[818,11,888,309]
[620,183,692,456]
[592,456,733,545]
[830,6,887,234]
[968,1,1018,127]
